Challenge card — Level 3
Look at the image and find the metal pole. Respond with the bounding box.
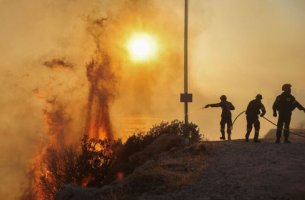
[184,0,189,124]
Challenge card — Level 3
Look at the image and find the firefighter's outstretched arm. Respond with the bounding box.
[204,103,221,108]
[295,101,305,113]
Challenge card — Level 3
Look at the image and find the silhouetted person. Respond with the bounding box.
[245,94,266,143]
[204,95,235,140]
[273,84,305,143]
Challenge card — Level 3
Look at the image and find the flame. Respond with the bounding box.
[116,171,125,181]
[23,18,118,199]
[84,20,116,140]
[20,99,72,200]
[81,174,95,187]
[84,53,115,140]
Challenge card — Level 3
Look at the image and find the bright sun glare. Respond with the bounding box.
[127,33,158,62]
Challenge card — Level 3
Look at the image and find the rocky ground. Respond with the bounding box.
[143,138,305,200]
[57,135,305,200]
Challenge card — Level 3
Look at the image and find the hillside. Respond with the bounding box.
[146,139,305,200]
[57,136,305,200]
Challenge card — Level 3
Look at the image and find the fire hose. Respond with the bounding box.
[232,110,305,138]
[232,110,246,128]
[261,116,305,138]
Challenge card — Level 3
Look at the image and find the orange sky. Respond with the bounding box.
[1,0,305,199]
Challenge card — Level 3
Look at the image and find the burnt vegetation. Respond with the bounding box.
[22,120,202,199]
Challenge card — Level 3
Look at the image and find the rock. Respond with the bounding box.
[183,142,207,155]
[129,134,188,165]
[55,184,98,200]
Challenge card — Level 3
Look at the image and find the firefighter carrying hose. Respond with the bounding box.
[245,94,266,143]
[204,95,235,140]
[273,84,305,144]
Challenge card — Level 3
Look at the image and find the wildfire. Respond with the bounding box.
[23,2,167,198]
[116,171,125,181]
[81,174,95,187]
[84,50,116,140]
[25,50,116,199]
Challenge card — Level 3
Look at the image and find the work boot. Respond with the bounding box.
[284,138,291,144]
[254,139,260,143]
[254,132,259,143]
[220,132,225,140]
[245,133,250,142]
[275,138,280,144]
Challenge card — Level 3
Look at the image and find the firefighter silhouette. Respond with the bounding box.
[204,95,235,140]
[245,94,266,143]
[273,84,305,143]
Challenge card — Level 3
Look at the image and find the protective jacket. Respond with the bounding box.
[209,101,235,118]
[273,92,304,114]
[246,100,266,117]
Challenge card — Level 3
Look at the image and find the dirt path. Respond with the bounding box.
[142,139,305,200]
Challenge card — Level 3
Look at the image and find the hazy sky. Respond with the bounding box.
[1,0,305,199]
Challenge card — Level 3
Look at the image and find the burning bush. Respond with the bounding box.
[76,135,122,187]
[21,136,122,200]
[21,120,202,200]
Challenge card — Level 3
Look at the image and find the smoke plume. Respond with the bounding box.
[84,18,117,140]
[43,58,74,70]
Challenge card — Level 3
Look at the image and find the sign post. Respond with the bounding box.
[180,0,192,124]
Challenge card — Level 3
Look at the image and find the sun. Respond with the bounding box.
[127,33,158,62]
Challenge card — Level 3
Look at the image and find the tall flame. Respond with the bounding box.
[84,52,115,140]
[84,19,116,140]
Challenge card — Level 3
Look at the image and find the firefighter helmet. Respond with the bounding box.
[282,84,292,91]
[220,95,227,101]
[256,94,263,100]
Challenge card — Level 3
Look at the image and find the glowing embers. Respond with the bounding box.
[127,32,158,62]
